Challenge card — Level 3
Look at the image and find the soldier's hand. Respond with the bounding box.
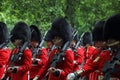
[67,73,75,80]
[32,58,41,64]
[74,60,77,64]
[7,67,14,73]
[67,70,83,80]
[7,66,18,73]
[48,67,56,73]
[33,76,39,80]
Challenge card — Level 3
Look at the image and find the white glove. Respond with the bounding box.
[67,73,75,80]
[74,60,77,64]
[33,76,39,80]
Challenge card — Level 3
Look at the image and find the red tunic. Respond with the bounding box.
[0,47,11,79]
[82,48,120,80]
[46,47,52,56]
[82,47,101,75]
[73,46,85,71]
[6,48,32,80]
[30,48,48,79]
[87,50,111,80]
[37,48,74,80]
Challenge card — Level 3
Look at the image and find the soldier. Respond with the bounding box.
[82,31,93,47]
[67,20,107,80]
[33,17,74,80]
[87,21,106,80]
[102,14,120,79]
[81,31,93,64]
[80,31,93,80]
[0,22,11,79]
[2,22,32,80]
[29,25,48,80]
[70,32,85,71]
[44,29,54,56]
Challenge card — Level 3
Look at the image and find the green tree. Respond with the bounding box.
[0,0,120,35]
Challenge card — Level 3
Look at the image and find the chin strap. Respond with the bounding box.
[107,41,120,47]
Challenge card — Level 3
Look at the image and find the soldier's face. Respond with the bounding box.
[94,41,106,48]
[52,36,63,47]
[30,41,39,48]
[70,40,76,48]
[13,39,23,47]
[46,41,53,48]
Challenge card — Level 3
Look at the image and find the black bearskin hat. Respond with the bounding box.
[50,17,72,43]
[0,22,9,44]
[11,22,31,43]
[30,25,42,43]
[103,14,120,41]
[82,32,93,46]
[44,29,53,41]
[92,20,105,41]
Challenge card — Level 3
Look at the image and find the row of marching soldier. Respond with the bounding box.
[0,13,120,80]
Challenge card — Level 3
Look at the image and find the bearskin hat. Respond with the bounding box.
[30,25,42,43]
[50,17,72,43]
[92,20,105,41]
[0,22,9,44]
[82,32,93,46]
[44,29,53,41]
[103,14,120,41]
[11,22,31,43]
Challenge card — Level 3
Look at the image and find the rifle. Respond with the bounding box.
[32,30,48,58]
[73,32,85,52]
[50,30,78,68]
[0,35,12,49]
[102,48,120,80]
[47,45,57,56]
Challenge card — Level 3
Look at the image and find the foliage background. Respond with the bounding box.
[0,0,120,35]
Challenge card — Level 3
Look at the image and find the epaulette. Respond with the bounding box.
[41,47,45,49]
[39,47,45,50]
[66,48,72,51]
[2,47,7,50]
[78,47,81,49]
[25,47,29,50]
